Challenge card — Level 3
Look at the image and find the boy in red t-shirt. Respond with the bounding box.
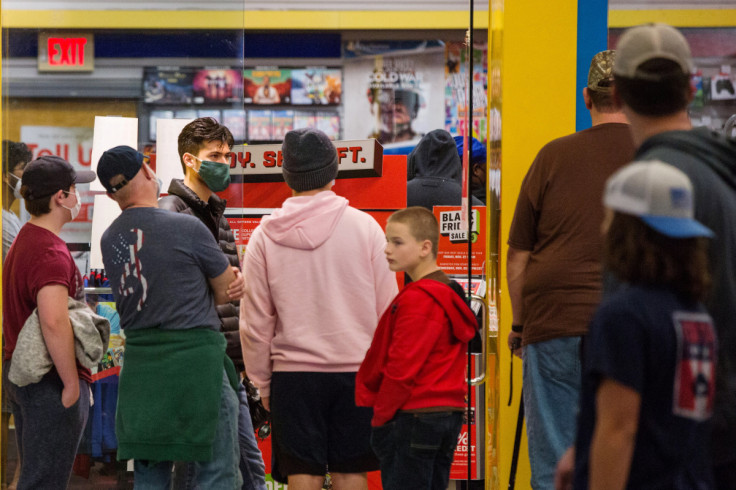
[2,155,96,489]
[356,206,477,489]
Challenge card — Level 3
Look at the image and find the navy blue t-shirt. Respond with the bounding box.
[574,285,716,489]
[101,207,229,331]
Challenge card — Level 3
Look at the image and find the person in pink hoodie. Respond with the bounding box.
[240,128,398,490]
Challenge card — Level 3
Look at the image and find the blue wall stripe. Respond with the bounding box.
[3,30,342,60]
[576,0,609,131]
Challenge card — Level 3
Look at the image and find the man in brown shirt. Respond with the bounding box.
[506,50,635,489]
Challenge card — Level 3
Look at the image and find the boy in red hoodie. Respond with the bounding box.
[356,206,477,489]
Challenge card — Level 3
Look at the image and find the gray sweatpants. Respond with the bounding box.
[3,360,90,490]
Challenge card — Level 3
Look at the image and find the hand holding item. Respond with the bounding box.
[227,266,245,300]
[508,331,522,359]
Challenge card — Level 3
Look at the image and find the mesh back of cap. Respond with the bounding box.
[605,164,649,216]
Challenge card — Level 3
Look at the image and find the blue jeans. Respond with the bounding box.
[523,337,582,490]
[237,381,267,490]
[3,361,90,490]
[370,411,463,490]
[135,371,242,489]
[172,381,266,490]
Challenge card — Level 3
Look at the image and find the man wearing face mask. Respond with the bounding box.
[1,140,31,490]
[2,155,96,489]
[159,117,267,490]
[2,140,32,261]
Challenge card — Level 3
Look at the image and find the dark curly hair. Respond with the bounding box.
[2,140,33,176]
[604,212,710,302]
[177,117,234,173]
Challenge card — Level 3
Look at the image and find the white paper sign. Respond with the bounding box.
[156,118,195,192]
[90,116,138,192]
[89,194,122,269]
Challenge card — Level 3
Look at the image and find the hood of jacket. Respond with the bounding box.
[261,190,348,250]
[412,279,477,342]
[637,127,736,191]
[407,129,463,183]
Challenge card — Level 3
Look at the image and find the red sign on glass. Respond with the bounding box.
[48,37,87,66]
[38,33,94,72]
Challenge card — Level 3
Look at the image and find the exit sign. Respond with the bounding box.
[38,33,94,72]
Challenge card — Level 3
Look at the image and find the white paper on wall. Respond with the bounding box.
[157,118,195,192]
[89,194,122,270]
[90,116,138,192]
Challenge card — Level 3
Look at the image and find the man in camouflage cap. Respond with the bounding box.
[507,50,635,489]
[587,49,616,93]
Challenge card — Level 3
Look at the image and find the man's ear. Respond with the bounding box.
[142,163,157,182]
[50,189,66,208]
[182,153,197,170]
[583,87,593,110]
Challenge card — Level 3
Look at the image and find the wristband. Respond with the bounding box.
[511,324,523,333]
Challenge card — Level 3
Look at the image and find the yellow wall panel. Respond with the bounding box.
[496,0,578,488]
[610,8,736,28]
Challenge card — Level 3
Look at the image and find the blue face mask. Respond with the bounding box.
[193,156,231,192]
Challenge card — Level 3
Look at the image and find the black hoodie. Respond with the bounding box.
[407,129,482,210]
[636,127,736,466]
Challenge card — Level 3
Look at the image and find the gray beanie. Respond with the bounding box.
[281,128,338,192]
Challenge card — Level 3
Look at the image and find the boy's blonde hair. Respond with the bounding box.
[388,206,439,258]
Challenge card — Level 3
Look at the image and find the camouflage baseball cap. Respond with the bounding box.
[587,50,616,93]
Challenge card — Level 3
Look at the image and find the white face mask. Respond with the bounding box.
[61,189,81,220]
[8,173,22,200]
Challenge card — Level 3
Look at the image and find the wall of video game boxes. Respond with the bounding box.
[142,66,342,143]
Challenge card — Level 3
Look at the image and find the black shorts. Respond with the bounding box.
[270,372,378,479]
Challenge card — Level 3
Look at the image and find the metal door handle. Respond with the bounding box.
[470,294,487,386]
